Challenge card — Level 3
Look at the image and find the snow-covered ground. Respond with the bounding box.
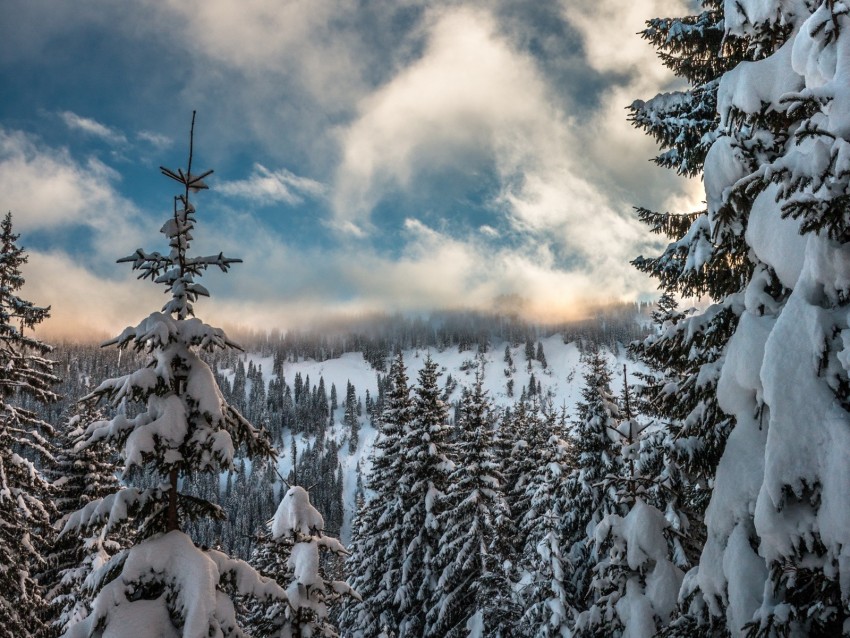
[225,336,640,541]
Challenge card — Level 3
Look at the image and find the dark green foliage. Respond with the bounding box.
[340,353,413,637]
[427,373,519,636]
[0,212,59,638]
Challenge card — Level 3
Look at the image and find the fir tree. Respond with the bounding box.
[628,1,757,634]
[344,381,359,453]
[560,346,623,620]
[396,355,453,637]
[44,404,125,636]
[573,371,684,636]
[247,486,358,638]
[516,409,572,638]
[0,211,59,638]
[535,342,547,370]
[427,372,518,636]
[60,114,283,637]
[703,2,850,634]
[340,352,413,637]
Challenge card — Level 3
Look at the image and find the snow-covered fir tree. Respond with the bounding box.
[573,374,684,637]
[44,404,126,636]
[559,345,623,622]
[340,352,413,636]
[503,398,557,547]
[247,486,358,638]
[628,1,756,634]
[59,114,285,637]
[427,371,518,637]
[344,381,359,453]
[635,0,850,634]
[516,407,572,638]
[0,211,59,638]
[396,355,454,637]
[702,1,850,634]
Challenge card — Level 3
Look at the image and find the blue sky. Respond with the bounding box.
[0,0,700,338]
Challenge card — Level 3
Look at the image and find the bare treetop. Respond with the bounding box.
[118,112,242,320]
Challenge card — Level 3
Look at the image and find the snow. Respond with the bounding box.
[272,485,325,538]
[65,531,284,638]
[619,501,683,619]
[717,37,802,124]
[466,610,484,637]
[792,4,839,88]
[745,183,807,290]
[723,522,768,635]
[724,0,811,38]
[703,136,748,222]
[615,579,657,638]
[239,336,639,543]
[289,541,321,587]
[700,311,771,628]
[101,600,180,638]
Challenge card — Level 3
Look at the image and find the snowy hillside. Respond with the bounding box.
[227,335,640,541]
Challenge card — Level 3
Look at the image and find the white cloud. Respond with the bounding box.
[191,211,654,331]
[333,6,562,226]
[25,250,163,341]
[0,128,139,235]
[217,163,326,206]
[332,5,662,297]
[59,111,127,145]
[145,0,371,108]
[559,0,694,207]
[137,130,173,150]
[10,1,702,338]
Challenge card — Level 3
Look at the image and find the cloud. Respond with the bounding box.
[333,6,563,227]
[137,130,173,150]
[187,211,654,331]
[217,164,326,206]
[144,0,372,112]
[59,111,127,145]
[5,1,700,339]
[24,250,163,341]
[0,126,163,312]
[331,5,661,294]
[559,0,696,210]
[0,127,134,234]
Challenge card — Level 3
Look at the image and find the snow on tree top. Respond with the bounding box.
[272,485,325,538]
[105,312,240,352]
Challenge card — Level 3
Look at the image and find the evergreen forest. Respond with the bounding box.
[4,1,850,636]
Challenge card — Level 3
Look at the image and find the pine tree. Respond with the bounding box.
[633,0,850,634]
[503,398,555,540]
[524,338,535,364]
[627,2,757,634]
[60,114,284,637]
[560,346,623,620]
[247,486,358,638]
[44,404,125,636]
[516,408,572,638]
[702,2,850,634]
[340,352,413,637]
[535,342,547,370]
[396,355,453,637]
[344,381,359,453]
[427,372,518,636]
[573,371,684,636]
[0,211,59,638]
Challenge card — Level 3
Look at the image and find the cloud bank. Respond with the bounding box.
[0,0,703,338]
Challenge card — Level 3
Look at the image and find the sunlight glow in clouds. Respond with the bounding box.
[0,0,700,338]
